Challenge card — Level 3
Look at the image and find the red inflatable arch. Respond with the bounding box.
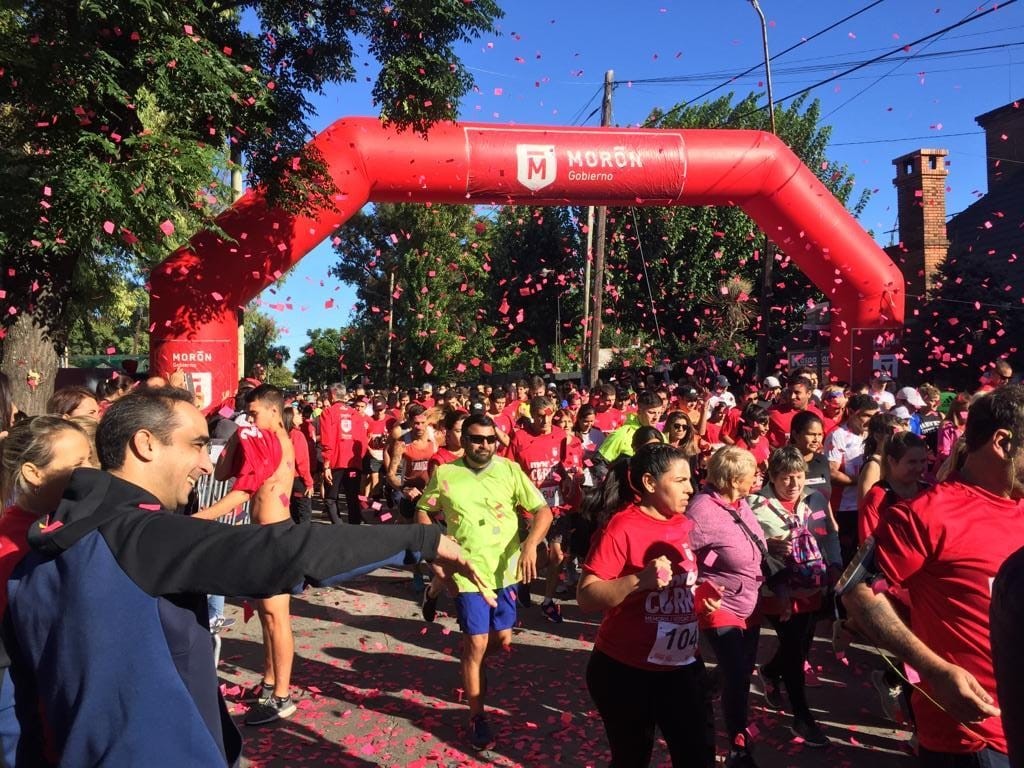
[150,118,904,408]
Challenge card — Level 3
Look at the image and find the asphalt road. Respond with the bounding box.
[216,563,915,767]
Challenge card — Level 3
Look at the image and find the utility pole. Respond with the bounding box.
[581,205,595,376]
[385,269,395,387]
[587,70,614,389]
[231,146,246,379]
[750,0,777,378]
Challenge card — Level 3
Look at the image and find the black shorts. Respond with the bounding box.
[363,454,384,474]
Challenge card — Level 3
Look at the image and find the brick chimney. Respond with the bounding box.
[886,148,949,307]
[976,99,1024,192]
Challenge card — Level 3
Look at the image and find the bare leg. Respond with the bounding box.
[259,594,294,699]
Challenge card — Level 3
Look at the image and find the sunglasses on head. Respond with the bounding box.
[466,434,498,445]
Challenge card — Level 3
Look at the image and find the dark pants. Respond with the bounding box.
[837,507,859,566]
[762,611,816,723]
[919,747,1009,768]
[289,498,311,525]
[586,649,715,768]
[325,469,362,524]
[705,624,760,743]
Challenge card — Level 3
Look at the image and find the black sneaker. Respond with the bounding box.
[469,714,495,751]
[245,695,297,726]
[761,671,786,711]
[791,718,830,748]
[540,600,563,623]
[725,748,760,768]
[422,588,439,623]
[245,681,274,705]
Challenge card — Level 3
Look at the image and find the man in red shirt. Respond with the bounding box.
[767,377,821,449]
[320,383,370,525]
[592,383,625,434]
[844,384,1024,767]
[363,397,390,502]
[509,396,571,622]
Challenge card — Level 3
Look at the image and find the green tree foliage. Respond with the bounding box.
[243,304,290,375]
[602,93,869,368]
[481,206,585,370]
[0,0,502,410]
[67,263,150,356]
[293,327,343,388]
[331,203,492,384]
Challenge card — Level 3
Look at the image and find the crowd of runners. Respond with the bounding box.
[0,359,1022,767]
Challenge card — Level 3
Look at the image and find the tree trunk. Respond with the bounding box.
[2,310,60,416]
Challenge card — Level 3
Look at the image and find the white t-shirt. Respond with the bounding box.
[825,423,866,512]
[870,389,895,411]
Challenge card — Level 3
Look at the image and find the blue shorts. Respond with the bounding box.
[454,585,518,636]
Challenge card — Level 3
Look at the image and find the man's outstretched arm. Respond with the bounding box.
[843,583,1000,725]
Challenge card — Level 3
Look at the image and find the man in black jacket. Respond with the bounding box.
[4,386,486,767]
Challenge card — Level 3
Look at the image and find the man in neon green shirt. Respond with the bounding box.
[416,413,552,752]
[597,390,666,464]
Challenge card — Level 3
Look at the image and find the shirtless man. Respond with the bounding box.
[198,384,298,724]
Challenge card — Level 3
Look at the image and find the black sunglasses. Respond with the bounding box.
[466,434,498,445]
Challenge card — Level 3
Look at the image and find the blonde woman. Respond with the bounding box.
[686,446,764,767]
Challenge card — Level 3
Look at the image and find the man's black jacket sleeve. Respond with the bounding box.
[99,513,441,599]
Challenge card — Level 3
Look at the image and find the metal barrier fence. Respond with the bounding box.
[192,473,250,526]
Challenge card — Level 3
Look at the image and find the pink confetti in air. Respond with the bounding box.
[810,510,826,519]
[102,221,115,234]
[656,566,672,583]
[159,220,174,236]
[138,503,161,511]
[703,551,718,567]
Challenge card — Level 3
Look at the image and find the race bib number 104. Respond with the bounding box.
[646,621,698,667]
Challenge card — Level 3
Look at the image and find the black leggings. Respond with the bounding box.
[704,624,760,743]
[325,469,363,524]
[762,611,816,723]
[586,650,715,768]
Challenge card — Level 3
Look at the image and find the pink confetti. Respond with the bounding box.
[159,220,174,236]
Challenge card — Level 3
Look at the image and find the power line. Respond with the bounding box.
[822,3,982,120]
[831,130,981,146]
[640,0,890,127]
[620,41,1024,86]
[732,0,1019,123]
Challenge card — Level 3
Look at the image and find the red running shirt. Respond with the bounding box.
[584,504,700,671]
[320,403,369,470]
[0,505,38,616]
[229,426,283,494]
[874,479,1024,755]
[509,426,567,508]
[592,407,625,434]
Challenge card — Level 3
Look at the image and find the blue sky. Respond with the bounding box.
[263,0,1024,362]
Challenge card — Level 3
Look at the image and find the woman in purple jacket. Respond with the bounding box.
[687,446,765,768]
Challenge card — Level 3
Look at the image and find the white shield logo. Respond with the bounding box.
[516,144,557,191]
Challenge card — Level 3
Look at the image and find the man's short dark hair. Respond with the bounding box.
[245,384,284,412]
[966,384,1024,455]
[406,403,426,419]
[462,413,496,433]
[637,391,662,409]
[96,387,194,471]
[848,393,878,413]
[790,376,814,392]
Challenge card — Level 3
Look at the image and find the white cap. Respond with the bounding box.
[892,405,913,420]
[895,386,925,408]
[763,376,782,389]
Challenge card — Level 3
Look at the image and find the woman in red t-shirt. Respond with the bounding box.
[283,406,314,524]
[578,443,720,768]
[858,431,931,545]
[1,417,94,613]
[733,404,771,483]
